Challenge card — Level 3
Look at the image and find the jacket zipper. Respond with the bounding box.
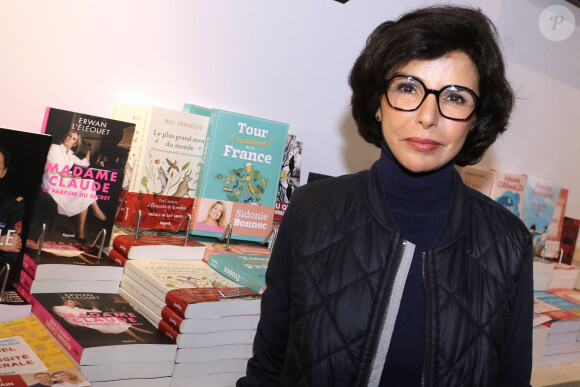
[365,239,415,387]
[421,251,431,387]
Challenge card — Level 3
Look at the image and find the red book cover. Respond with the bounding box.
[561,217,580,265]
[112,233,206,260]
[165,287,257,318]
[107,247,128,267]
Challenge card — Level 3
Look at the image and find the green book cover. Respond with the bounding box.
[207,253,269,294]
[184,104,289,242]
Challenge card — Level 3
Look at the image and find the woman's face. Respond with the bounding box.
[63,132,79,149]
[63,299,76,307]
[209,203,224,220]
[377,51,479,173]
[53,372,70,382]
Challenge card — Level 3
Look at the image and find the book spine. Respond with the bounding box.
[117,287,161,326]
[121,274,167,316]
[164,291,191,317]
[207,256,262,294]
[122,263,168,303]
[130,107,152,194]
[21,254,37,278]
[108,248,128,267]
[158,319,180,344]
[111,236,132,258]
[30,296,84,364]
[161,305,186,333]
[13,282,31,303]
[189,109,216,235]
[40,107,51,134]
[18,269,34,295]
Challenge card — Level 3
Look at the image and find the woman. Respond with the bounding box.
[238,5,533,387]
[51,370,89,387]
[196,200,227,233]
[41,131,107,242]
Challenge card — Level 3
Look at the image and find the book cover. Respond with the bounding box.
[0,282,31,324]
[561,217,580,266]
[107,247,128,267]
[0,127,51,282]
[184,104,289,242]
[22,241,123,281]
[545,188,569,259]
[122,260,260,319]
[275,134,303,221]
[0,335,47,375]
[34,107,134,246]
[534,290,580,315]
[489,170,527,218]
[521,176,562,257]
[0,315,93,386]
[196,237,271,263]
[115,105,211,231]
[31,292,176,366]
[112,233,206,260]
[458,166,494,196]
[207,253,269,294]
[110,102,142,192]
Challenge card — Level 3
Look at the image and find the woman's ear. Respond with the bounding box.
[375,108,382,122]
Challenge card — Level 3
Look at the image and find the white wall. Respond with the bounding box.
[0,0,578,219]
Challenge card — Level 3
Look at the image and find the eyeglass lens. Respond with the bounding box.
[386,76,477,120]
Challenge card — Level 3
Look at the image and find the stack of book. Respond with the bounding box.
[534,289,580,366]
[20,108,134,296]
[30,291,177,385]
[0,282,31,323]
[0,315,91,386]
[106,225,208,267]
[20,242,123,296]
[547,264,580,290]
[119,259,261,385]
[533,259,555,291]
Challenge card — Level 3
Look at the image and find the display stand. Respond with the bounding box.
[128,210,276,252]
[37,222,107,259]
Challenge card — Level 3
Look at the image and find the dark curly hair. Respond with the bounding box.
[349,5,514,166]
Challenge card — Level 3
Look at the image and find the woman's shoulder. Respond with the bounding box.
[291,170,370,203]
[461,182,529,239]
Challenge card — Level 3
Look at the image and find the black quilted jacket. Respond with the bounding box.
[238,161,533,387]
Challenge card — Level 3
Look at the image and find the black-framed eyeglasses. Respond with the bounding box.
[384,75,479,121]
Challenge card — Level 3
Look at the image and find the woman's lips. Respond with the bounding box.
[404,137,441,152]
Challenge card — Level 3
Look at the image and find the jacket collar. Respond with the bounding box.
[366,160,469,249]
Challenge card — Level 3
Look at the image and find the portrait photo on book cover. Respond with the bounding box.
[21,367,90,387]
[0,129,50,282]
[195,199,232,234]
[31,110,133,245]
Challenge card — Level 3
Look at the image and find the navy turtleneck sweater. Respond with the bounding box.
[378,143,456,386]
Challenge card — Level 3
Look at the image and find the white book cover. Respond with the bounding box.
[0,336,47,375]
